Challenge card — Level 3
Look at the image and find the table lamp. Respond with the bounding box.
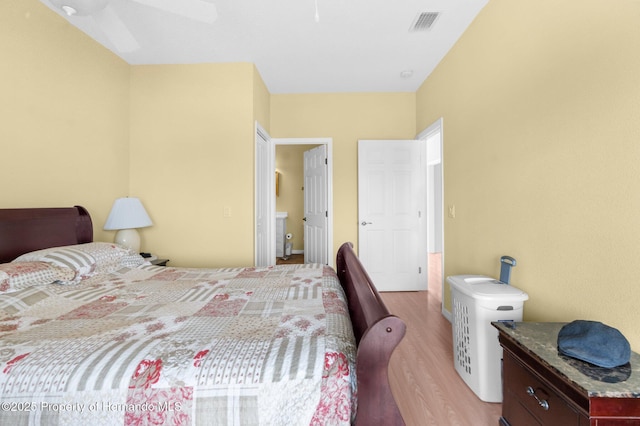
[103,197,152,253]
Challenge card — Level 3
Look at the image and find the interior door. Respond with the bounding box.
[303,145,328,264]
[254,123,274,266]
[358,140,427,291]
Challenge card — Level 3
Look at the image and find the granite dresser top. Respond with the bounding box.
[493,321,640,398]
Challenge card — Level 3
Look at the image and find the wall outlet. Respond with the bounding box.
[224,206,231,217]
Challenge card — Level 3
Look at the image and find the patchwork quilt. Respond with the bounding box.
[0,262,357,425]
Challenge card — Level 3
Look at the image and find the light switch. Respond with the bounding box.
[448,205,456,218]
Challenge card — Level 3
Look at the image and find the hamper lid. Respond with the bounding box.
[448,275,529,301]
[467,283,529,301]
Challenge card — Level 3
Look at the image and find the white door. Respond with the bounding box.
[303,145,328,264]
[255,123,274,266]
[358,140,427,291]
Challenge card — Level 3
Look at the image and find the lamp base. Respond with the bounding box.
[114,229,141,253]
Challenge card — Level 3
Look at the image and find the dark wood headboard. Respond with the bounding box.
[0,206,93,263]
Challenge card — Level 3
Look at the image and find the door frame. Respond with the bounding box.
[254,129,334,267]
[273,138,333,266]
[417,118,447,319]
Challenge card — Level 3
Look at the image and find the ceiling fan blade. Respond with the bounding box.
[92,4,141,53]
[131,0,218,24]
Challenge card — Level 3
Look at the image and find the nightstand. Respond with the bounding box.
[141,253,169,266]
[150,258,169,266]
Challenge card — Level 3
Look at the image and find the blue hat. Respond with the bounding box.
[557,320,630,369]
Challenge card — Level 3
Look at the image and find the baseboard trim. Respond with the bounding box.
[442,306,452,323]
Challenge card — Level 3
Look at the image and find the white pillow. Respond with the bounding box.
[0,262,74,293]
[12,242,146,283]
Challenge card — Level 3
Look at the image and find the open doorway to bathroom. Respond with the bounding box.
[274,144,316,264]
[273,139,332,265]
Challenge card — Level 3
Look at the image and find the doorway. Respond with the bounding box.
[274,143,320,264]
[418,119,444,309]
[273,138,335,266]
[254,130,333,267]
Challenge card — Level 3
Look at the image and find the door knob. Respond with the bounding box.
[303,217,307,222]
[361,221,373,226]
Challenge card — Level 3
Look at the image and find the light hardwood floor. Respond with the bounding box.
[380,289,502,425]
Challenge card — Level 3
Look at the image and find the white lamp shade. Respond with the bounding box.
[104,197,152,230]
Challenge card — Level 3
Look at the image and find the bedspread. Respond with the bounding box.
[0,263,357,425]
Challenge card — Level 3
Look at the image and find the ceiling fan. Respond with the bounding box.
[46,0,218,53]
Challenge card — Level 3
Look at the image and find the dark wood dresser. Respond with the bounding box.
[493,322,640,425]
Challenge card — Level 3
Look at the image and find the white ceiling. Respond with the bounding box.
[40,0,489,94]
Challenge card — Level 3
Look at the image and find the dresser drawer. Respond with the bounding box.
[503,351,581,425]
[503,389,543,425]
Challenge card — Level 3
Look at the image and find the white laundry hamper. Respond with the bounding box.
[448,275,528,402]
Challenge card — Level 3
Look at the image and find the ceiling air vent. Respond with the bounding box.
[410,12,440,32]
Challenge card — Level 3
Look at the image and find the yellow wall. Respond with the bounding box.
[0,0,130,240]
[129,63,260,267]
[417,0,640,349]
[270,93,417,256]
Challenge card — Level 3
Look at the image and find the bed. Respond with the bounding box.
[0,206,405,425]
